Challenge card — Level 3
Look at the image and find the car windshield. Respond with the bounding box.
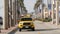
[21,18,32,21]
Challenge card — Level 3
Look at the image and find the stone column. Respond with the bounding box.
[43,7,45,18]
[41,4,44,19]
[8,0,12,28]
[44,7,46,18]
[51,0,54,24]
[39,5,42,18]
[41,5,44,19]
[36,8,38,18]
[19,6,21,15]
[16,0,18,24]
[15,0,18,24]
[55,1,59,25]
[3,0,9,29]
[14,0,16,25]
[12,0,16,26]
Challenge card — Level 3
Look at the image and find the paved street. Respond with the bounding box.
[9,20,60,34]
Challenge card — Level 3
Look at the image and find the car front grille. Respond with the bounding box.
[23,23,30,25]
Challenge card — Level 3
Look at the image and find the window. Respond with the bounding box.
[21,18,32,21]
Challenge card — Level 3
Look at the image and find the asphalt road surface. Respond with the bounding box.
[11,20,60,34]
[0,25,3,29]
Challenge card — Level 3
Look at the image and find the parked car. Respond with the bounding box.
[0,17,3,25]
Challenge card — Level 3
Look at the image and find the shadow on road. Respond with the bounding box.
[35,28,60,31]
[27,28,60,32]
[8,28,60,34]
[8,28,18,34]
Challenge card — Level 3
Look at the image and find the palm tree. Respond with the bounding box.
[34,0,42,9]
[18,0,27,15]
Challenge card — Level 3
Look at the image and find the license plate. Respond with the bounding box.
[25,26,28,28]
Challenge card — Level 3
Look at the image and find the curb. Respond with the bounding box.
[7,26,18,34]
[0,26,18,34]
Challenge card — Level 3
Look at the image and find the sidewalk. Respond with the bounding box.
[44,22,60,28]
[0,25,18,34]
[37,20,60,28]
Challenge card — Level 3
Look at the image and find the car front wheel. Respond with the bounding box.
[32,28,35,31]
[19,28,21,31]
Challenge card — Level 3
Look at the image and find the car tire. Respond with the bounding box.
[0,22,3,25]
[32,28,35,31]
[19,28,21,31]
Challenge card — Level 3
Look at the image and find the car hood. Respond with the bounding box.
[20,21,33,23]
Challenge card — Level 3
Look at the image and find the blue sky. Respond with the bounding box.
[24,0,37,13]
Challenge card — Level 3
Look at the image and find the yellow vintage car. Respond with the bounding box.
[18,17,35,31]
